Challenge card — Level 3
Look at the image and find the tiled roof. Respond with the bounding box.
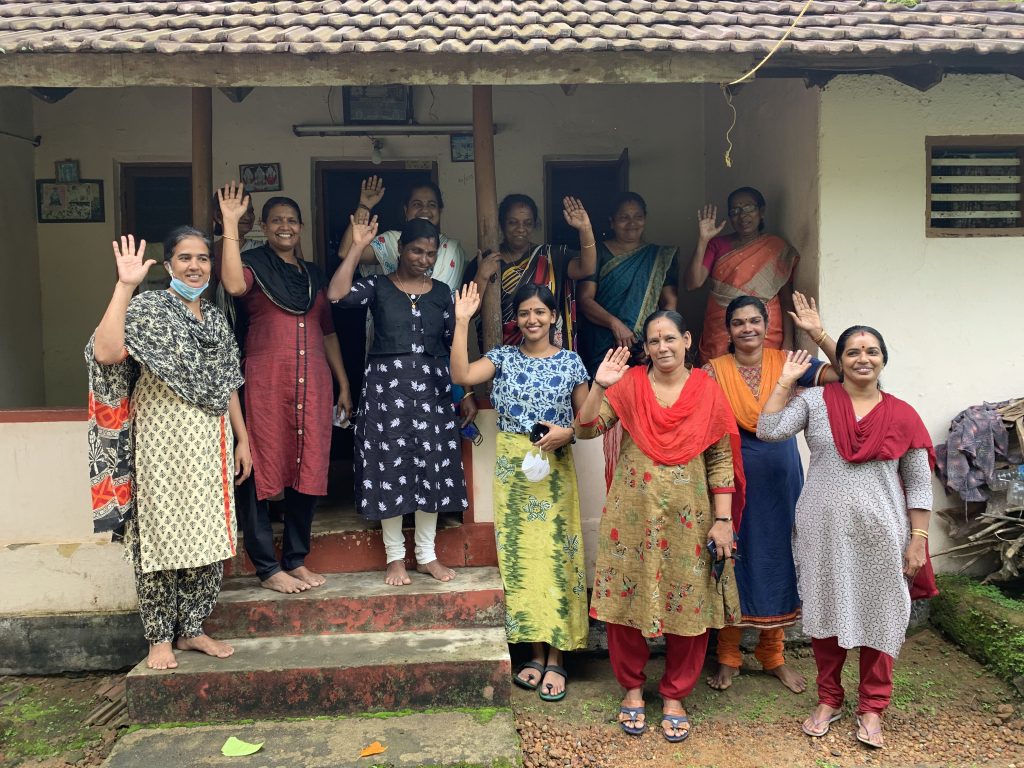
[0,1,1021,56]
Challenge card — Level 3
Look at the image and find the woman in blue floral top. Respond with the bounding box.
[452,281,589,703]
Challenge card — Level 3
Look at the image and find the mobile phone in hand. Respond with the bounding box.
[529,422,550,444]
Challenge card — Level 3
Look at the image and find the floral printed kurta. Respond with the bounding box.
[580,397,741,637]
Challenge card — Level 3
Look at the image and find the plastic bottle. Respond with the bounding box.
[1007,465,1024,508]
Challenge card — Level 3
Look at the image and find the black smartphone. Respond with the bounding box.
[529,423,550,443]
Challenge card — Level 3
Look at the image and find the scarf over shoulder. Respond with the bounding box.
[822,381,938,599]
[606,366,745,533]
[85,290,244,534]
[241,244,325,314]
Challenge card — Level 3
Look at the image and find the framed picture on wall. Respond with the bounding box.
[36,179,105,223]
[54,159,80,183]
[342,85,413,124]
[239,163,282,192]
[450,134,474,163]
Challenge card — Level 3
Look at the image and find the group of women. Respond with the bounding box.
[86,176,934,751]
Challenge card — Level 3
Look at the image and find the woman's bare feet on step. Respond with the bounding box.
[707,663,741,690]
[146,642,178,670]
[260,571,310,594]
[385,560,412,586]
[767,663,807,693]
[287,565,326,587]
[417,559,456,582]
[175,634,234,659]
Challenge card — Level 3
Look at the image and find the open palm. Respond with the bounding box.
[595,346,631,389]
[563,196,591,231]
[112,235,154,288]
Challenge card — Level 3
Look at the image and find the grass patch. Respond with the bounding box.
[0,684,102,760]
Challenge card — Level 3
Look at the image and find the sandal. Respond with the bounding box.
[618,705,646,736]
[513,660,545,691]
[538,664,568,702]
[661,711,690,743]
[801,708,842,737]
[856,715,884,749]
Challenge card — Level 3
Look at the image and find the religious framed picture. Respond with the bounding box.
[342,85,413,125]
[36,179,105,223]
[239,163,282,192]
[54,159,80,183]
[450,134,474,163]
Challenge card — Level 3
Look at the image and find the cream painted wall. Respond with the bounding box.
[0,88,45,407]
[32,84,706,406]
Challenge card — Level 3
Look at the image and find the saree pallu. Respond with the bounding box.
[500,245,577,351]
[580,243,677,376]
[698,235,798,364]
[493,432,589,651]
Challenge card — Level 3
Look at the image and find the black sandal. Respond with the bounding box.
[538,664,568,702]
[513,660,545,691]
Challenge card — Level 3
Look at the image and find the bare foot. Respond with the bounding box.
[175,634,234,659]
[261,571,310,594]
[146,642,178,670]
[287,565,326,587]
[801,704,842,737]
[707,663,740,690]
[857,713,884,749]
[417,559,455,582]
[767,663,807,693]
[385,560,412,586]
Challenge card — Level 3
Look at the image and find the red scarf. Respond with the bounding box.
[822,382,938,599]
[606,366,745,533]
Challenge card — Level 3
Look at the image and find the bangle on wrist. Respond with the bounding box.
[911,528,929,539]
[776,381,792,390]
[715,517,732,523]
[357,203,372,212]
[814,329,829,345]
[460,391,474,402]
[222,234,240,242]
[579,241,596,249]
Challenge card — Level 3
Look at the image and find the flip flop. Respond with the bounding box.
[513,660,545,691]
[856,715,884,749]
[538,664,567,702]
[618,705,646,736]
[801,710,842,737]
[661,712,691,743]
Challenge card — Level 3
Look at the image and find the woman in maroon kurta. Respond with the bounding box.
[218,183,352,594]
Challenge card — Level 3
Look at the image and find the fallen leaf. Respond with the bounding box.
[221,736,264,757]
[359,741,388,757]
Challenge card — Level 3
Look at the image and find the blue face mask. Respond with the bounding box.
[169,276,209,301]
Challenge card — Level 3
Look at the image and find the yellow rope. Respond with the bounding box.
[728,0,815,86]
[722,85,737,168]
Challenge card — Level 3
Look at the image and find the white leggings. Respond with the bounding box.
[380,510,438,565]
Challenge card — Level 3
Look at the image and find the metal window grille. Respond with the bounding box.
[929,144,1023,235]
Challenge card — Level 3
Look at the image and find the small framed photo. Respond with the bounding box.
[342,85,412,125]
[36,179,105,223]
[54,159,80,183]
[239,163,282,192]
[450,134,475,163]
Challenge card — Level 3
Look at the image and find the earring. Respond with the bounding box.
[426,267,434,278]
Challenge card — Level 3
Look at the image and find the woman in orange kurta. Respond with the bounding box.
[685,187,798,364]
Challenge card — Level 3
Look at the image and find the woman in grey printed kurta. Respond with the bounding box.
[757,329,933,750]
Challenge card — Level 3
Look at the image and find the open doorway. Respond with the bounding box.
[120,163,192,292]
[544,149,629,248]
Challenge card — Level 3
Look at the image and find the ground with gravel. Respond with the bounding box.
[1,627,1021,767]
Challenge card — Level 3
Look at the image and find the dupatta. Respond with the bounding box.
[242,245,325,315]
[605,366,745,533]
[708,349,786,433]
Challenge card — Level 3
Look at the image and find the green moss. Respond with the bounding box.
[931,574,1024,686]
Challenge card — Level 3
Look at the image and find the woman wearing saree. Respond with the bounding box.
[703,293,838,695]
[685,187,798,364]
[88,228,249,670]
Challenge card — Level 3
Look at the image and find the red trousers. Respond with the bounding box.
[607,623,709,701]
[811,636,894,715]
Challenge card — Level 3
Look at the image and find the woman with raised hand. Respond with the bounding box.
[757,330,934,750]
[576,312,744,744]
[218,182,352,595]
[87,228,249,670]
[328,216,468,586]
[451,280,589,702]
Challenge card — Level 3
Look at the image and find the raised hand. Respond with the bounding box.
[697,204,726,241]
[595,346,631,389]
[349,215,379,252]
[359,176,385,211]
[788,291,823,337]
[780,349,812,387]
[112,235,154,288]
[476,249,502,283]
[562,196,592,232]
[455,282,481,321]
[217,181,250,226]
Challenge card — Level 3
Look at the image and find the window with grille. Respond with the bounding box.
[927,137,1023,236]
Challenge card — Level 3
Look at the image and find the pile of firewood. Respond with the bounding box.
[934,398,1024,583]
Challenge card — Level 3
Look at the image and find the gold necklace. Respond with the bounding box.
[395,274,428,310]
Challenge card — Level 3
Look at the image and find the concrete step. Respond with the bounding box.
[103,709,521,768]
[126,627,512,723]
[224,521,498,577]
[204,567,505,638]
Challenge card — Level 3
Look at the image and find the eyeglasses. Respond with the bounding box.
[728,204,759,217]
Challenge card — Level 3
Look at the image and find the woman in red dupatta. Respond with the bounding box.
[576,311,744,744]
[757,327,935,750]
[685,187,798,363]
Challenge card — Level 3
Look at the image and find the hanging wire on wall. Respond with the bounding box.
[0,128,41,146]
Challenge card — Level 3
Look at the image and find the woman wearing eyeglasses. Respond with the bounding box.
[685,187,798,364]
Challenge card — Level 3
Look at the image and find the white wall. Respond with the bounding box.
[31,84,706,406]
[0,88,45,407]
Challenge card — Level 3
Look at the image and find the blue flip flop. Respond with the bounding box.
[661,712,690,743]
[618,705,647,736]
[513,660,545,691]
